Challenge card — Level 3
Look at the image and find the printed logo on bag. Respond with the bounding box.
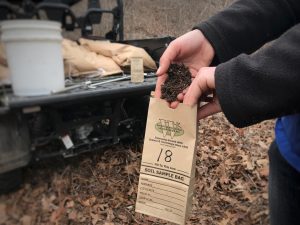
[155,119,184,138]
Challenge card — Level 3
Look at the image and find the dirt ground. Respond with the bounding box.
[1,0,274,225]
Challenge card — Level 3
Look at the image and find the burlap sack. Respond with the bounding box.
[0,64,10,82]
[62,39,123,76]
[0,42,7,66]
[136,97,198,225]
[79,38,157,70]
[0,43,9,82]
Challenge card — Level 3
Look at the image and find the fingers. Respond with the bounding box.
[170,101,180,109]
[156,41,179,76]
[197,99,221,120]
[183,67,216,106]
[177,87,188,102]
[183,74,204,106]
[177,93,184,102]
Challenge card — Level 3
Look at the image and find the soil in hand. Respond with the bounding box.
[161,63,192,102]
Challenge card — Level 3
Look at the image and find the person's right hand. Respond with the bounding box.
[154,29,215,101]
[183,67,222,120]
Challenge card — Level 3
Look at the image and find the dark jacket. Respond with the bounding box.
[194,0,300,128]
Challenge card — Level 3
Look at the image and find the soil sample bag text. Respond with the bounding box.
[136,97,197,225]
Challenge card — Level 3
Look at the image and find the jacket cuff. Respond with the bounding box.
[193,22,232,63]
[215,62,250,128]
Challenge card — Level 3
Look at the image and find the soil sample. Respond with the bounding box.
[161,63,192,102]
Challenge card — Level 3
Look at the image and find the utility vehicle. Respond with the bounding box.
[0,0,172,193]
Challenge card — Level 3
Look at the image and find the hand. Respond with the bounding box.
[182,67,222,120]
[155,29,215,100]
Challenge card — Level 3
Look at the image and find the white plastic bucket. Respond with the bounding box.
[0,20,64,96]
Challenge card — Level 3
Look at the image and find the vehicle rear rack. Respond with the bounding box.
[0,0,124,40]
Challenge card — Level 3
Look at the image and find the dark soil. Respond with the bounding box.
[161,63,192,102]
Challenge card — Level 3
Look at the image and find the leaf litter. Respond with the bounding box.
[0,114,274,225]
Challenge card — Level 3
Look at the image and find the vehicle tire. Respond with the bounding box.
[0,169,23,195]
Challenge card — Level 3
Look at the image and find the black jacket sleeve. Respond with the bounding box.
[194,0,300,62]
[215,24,300,128]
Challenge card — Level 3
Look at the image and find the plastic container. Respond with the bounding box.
[0,20,64,96]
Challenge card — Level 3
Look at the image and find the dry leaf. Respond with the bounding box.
[95,203,108,211]
[41,194,56,211]
[0,204,7,224]
[219,217,230,225]
[81,196,96,207]
[236,128,245,137]
[125,164,137,174]
[258,167,269,177]
[127,186,135,196]
[20,215,32,225]
[50,199,68,223]
[258,140,268,149]
[91,212,101,225]
[66,200,75,208]
[106,208,115,222]
[104,222,115,225]
[118,213,128,222]
[68,210,77,220]
[77,211,87,223]
[246,160,255,171]
[256,159,268,167]
[262,193,268,199]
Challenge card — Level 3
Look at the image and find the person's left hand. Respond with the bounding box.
[154,30,215,108]
[180,67,222,119]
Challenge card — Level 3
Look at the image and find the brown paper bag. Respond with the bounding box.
[136,97,198,225]
[79,38,157,70]
[0,43,9,82]
[130,57,144,83]
[62,39,123,76]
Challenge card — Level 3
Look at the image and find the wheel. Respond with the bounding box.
[0,112,30,195]
[0,169,23,195]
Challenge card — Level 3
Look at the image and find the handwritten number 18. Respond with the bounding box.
[157,149,173,162]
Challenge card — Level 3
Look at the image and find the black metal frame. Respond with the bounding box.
[0,0,124,40]
[28,97,146,160]
[0,1,176,194]
[1,76,157,159]
[0,0,174,179]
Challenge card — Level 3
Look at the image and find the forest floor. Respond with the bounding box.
[1,114,273,225]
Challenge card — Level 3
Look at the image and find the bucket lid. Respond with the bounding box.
[0,20,62,31]
[1,20,62,42]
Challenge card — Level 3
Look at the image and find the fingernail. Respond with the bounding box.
[156,67,161,75]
